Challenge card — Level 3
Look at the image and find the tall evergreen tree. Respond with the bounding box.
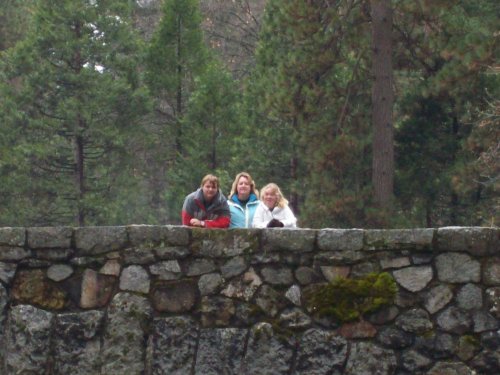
[144,0,210,223]
[0,0,149,226]
[393,0,499,226]
[253,0,373,227]
[0,0,35,51]
[371,0,394,217]
[165,59,243,217]
[145,0,208,156]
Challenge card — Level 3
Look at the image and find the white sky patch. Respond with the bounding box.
[83,62,105,73]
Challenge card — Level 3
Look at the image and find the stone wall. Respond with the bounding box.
[0,226,498,375]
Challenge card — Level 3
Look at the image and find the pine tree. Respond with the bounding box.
[252,0,373,227]
[165,59,243,217]
[0,0,149,226]
[393,0,499,226]
[145,0,208,156]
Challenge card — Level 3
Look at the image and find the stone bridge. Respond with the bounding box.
[0,226,498,374]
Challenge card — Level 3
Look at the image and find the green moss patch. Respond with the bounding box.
[305,272,397,323]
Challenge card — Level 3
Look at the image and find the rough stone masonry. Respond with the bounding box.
[0,225,498,374]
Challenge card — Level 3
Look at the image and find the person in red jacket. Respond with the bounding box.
[181,174,230,228]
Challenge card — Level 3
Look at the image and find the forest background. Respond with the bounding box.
[0,0,498,229]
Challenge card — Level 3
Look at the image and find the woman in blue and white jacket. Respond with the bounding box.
[227,172,260,228]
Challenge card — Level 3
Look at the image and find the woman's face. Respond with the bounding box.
[262,188,278,209]
[202,181,218,201]
[237,176,251,198]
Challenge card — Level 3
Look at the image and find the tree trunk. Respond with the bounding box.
[371,0,394,209]
[74,128,85,227]
[176,15,183,155]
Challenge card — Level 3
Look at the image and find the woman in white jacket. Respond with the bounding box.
[252,183,297,228]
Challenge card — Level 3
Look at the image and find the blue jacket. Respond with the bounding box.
[228,194,259,228]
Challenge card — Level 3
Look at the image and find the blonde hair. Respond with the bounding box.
[261,183,288,208]
[229,172,259,199]
[200,174,219,189]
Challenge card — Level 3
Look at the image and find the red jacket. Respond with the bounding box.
[181,188,230,228]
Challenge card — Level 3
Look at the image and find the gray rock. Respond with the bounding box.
[435,252,480,283]
[350,261,381,278]
[34,248,73,260]
[395,308,433,334]
[456,283,483,310]
[368,305,399,324]
[395,288,419,308]
[152,280,198,313]
[221,256,247,278]
[427,361,475,375]
[148,316,198,375]
[393,266,433,292]
[415,332,456,359]
[27,226,72,248]
[344,342,397,375]
[424,284,453,314]
[122,246,156,264]
[486,287,500,318]
[380,256,411,269]
[411,253,434,265]
[437,226,499,255]
[200,296,235,327]
[160,225,191,246]
[100,293,152,375]
[0,227,25,246]
[320,265,350,281]
[279,308,312,328]
[194,328,247,375]
[377,327,413,348]
[199,273,223,296]
[53,310,104,375]
[47,264,74,281]
[457,335,480,361]
[149,260,182,280]
[262,228,316,253]
[436,306,472,334]
[255,285,287,318]
[191,229,258,257]
[127,224,190,247]
[261,266,293,285]
[483,257,500,285]
[470,350,500,375]
[251,251,280,264]
[294,329,348,374]
[99,259,121,276]
[481,330,500,350]
[400,349,432,372]
[315,249,364,264]
[220,268,261,300]
[364,228,434,250]
[75,226,127,255]
[155,246,190,259]
[0,245,31,261]
[472,311,499,332]
[186,258,217,276]
[295,266,322,285]
[0,262,17,284]
[4,305,54,374]
[317,229,363,251]
[242,322,295,375]
[0,283,7,330]
[120,265,150,293]
[285,284,301,306]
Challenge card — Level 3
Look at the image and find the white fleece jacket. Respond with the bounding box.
[251,202,297,228]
